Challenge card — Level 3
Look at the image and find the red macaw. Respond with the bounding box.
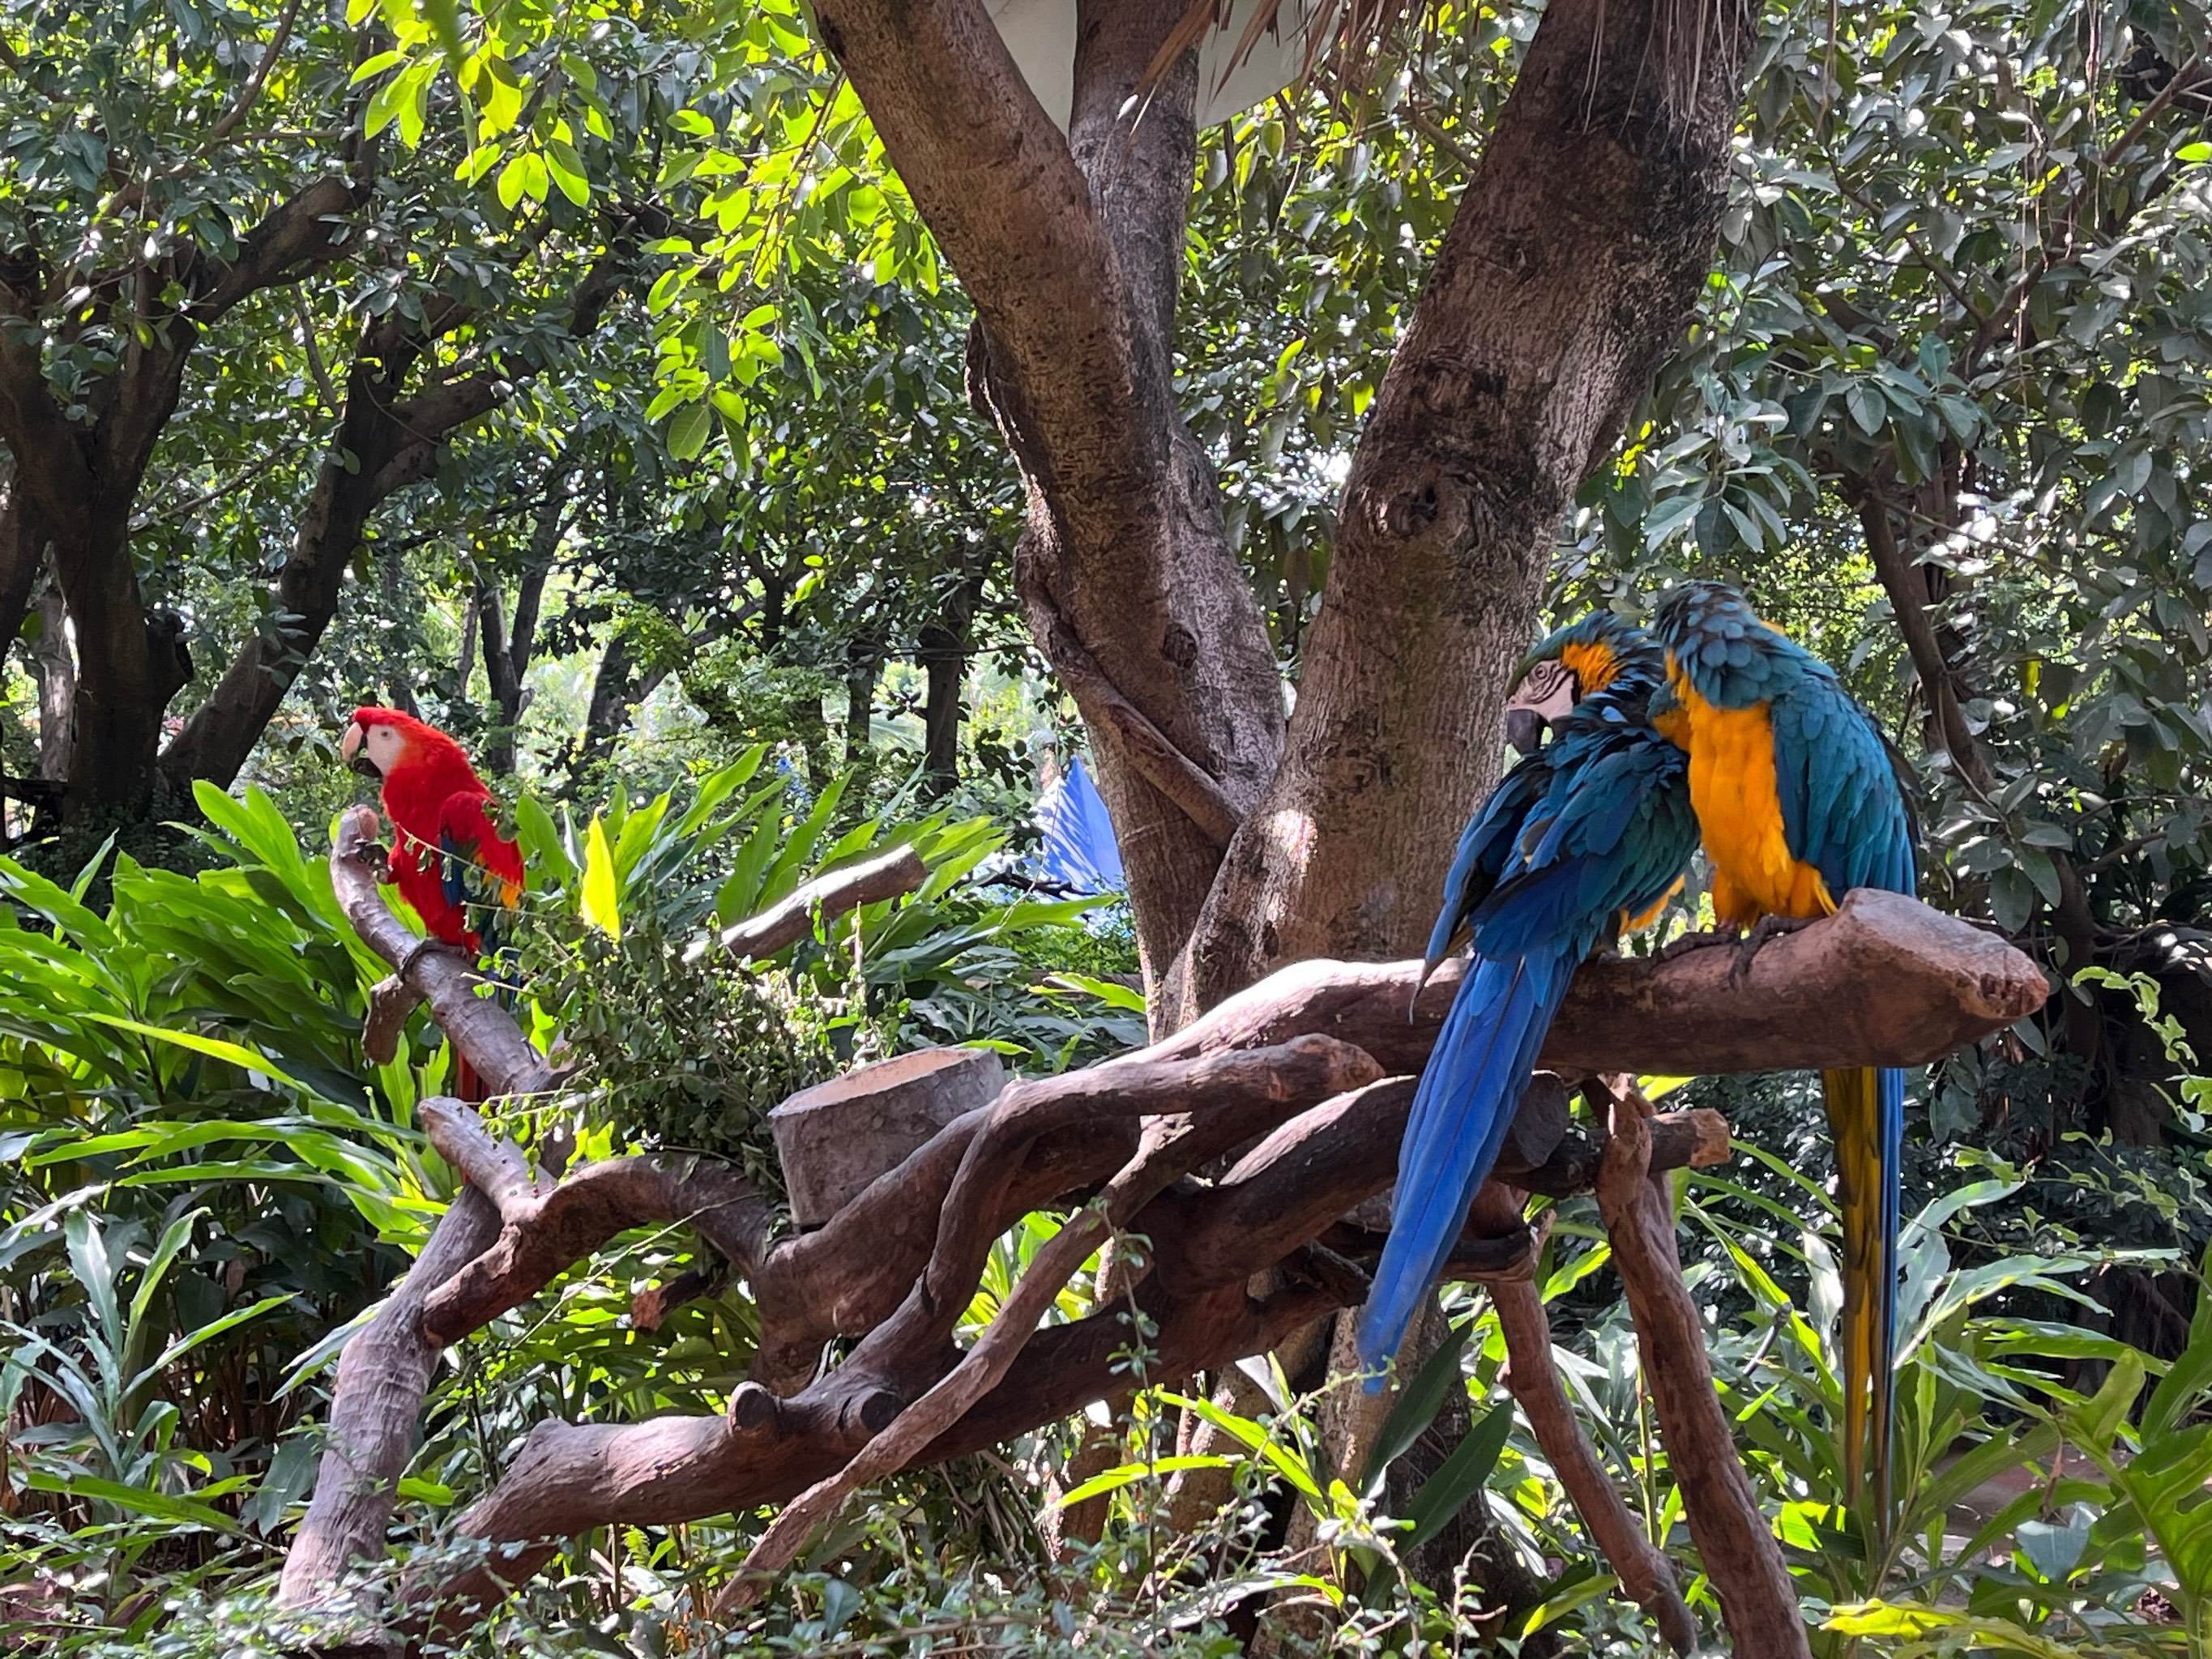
[340,707,523,1101]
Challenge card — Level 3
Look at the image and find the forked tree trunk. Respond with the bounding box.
[815,0,1752,1026]
[815,0,1287,998]
[479,450,574,775]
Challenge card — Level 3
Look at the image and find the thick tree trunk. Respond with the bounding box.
[53,511,190,818]
[1176,0,1754,1012]
[917,623,964,793]
[822,0,1750,1028]
[29,580,74,781]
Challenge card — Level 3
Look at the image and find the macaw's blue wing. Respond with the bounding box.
[1359,945,1578,1379]
[1360,707,1696,1383]
[1425,751,1553,970]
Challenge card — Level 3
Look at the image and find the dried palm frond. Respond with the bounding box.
[1138,0,1413,112]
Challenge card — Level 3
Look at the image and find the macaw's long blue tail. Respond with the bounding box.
[1822,1062,1905,1516]
[1356,951,1575,1384]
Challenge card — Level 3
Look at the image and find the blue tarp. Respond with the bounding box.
[1036,757,1124,895]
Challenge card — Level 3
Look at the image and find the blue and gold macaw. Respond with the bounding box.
[1358,616,1699,1378]
[1650,580,1916,1512]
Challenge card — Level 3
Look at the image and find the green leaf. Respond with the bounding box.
[1402,1397,1514,1550]
[2060,1348,2145,1458]
[1155,1391,1323,1503]
[21,1470,247,1537]
[668,402,713,461]
[80,1014,316,1096]
[1360,1320,1471,1493]
[1052,1455,1236,1508]
[1846,382,1886,436]
[545,140,591,207]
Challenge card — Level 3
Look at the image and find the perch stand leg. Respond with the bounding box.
[1471,1188,1697,1656]
[1595,1077,1809,1659]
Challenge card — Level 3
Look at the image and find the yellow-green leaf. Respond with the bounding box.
[581,816,621,940]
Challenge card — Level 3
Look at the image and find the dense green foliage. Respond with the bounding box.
[9,0,2212,1651]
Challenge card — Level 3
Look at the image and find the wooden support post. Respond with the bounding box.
[1596,1076,1810,1658]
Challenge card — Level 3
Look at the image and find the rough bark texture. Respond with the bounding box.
[275,1186,502,1614]
[29,579,74,782]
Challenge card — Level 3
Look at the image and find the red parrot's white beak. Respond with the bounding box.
[340,720,380,779]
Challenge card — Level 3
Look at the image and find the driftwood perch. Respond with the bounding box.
[285,813,2047,1644]
[1471,1187,1697,1654]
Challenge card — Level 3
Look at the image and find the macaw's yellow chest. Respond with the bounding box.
[1666,671,1834,927]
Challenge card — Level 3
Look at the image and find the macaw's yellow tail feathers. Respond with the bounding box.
[1821,1064,1902,1518]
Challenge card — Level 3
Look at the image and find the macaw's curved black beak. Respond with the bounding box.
[340,720,381,780]
[1505,706,1548,756]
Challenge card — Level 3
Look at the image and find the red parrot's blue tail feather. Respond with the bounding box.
[1356,949,1574,1383]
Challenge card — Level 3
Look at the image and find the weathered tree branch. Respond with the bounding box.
[476,892,2035,1397]
[311,795,2042,1642]
[1595,1077,1812,1658]
[276,1184,502,1615]
[1472,1187,1696,1655]
[1164,888,2046,1077]
[1019,576,1240,847]
[715,845,929,960]
[420,1135,777,1346]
